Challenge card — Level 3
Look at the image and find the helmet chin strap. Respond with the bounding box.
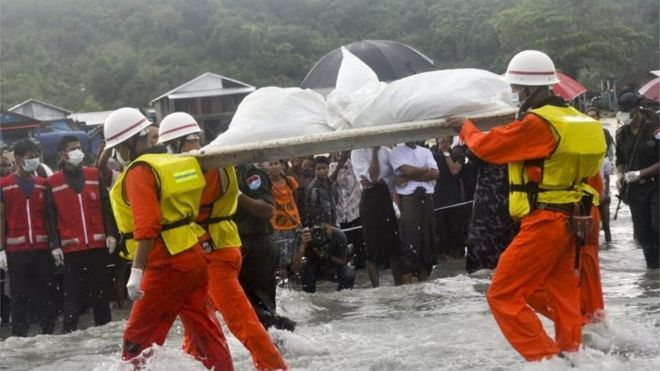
[174,139,184,154]
[128,135,139,162]
[166,139,183,154]
[518,86,545,118]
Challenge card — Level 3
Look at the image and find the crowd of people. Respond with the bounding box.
[0,49,657,369]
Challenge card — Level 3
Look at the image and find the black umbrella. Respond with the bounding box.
[301,39,435,90]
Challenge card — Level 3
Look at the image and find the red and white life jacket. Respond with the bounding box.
[1,174,50,252]
[48,167,106,253]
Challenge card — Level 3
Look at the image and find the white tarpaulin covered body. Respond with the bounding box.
[205,48,512,150]
[326,47,512,130]
[203,48,515,161]
[207,86,331,147]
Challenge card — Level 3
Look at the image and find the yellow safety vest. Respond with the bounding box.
[199,166,242,249]
[110,154,206,260]
[508,105,606,219]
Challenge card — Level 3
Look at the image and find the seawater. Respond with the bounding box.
[1,118,658,371]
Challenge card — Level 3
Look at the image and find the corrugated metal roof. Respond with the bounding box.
[8,98,72,120]
[150,72,255,104]
[168,86,255,100]
[68,110,114,126]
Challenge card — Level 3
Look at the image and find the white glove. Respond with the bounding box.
[126,267,144,301]
[624,170,641,183]
[0,251,7,271]
[51,248,65,266]
[106,236,117,254]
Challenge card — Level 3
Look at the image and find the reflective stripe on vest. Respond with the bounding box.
[508,105,606,219]
[109,154,206,261]
[48,168,106,252]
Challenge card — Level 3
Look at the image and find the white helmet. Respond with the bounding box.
[104,107,152,149]
[504,50,560,86]
[157,112,202,144]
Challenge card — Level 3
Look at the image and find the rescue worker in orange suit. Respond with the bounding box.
[0,139,58,336]
[158,112,288,371]
[103,107,233,370]
[448,50,606,361]
[48,135,115,333]
[526,174,605,325]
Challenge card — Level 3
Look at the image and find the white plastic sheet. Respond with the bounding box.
[325,48,387,130]
[205,48,513,149]
[326,47,513,129]
[206,86,331,148]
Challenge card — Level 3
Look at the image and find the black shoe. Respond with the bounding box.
[274,315,296,332]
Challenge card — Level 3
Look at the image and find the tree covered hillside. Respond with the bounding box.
[1,0,657,111]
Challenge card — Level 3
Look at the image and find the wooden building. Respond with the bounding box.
[150,72,255,141]
[9,98,77,132]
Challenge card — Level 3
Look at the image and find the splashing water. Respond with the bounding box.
[1,120,658,371]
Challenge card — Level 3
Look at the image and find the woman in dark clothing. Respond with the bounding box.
[464,155,518,273]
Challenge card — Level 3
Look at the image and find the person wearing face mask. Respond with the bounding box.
[0,139,58,336]
[104,108,233,370]
[158,112,288,371]
[46,135,116,333]
[448,50,606,361]
[615,89,660,269]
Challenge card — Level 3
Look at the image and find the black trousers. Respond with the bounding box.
[1,269,10,324]
[435,204,469,258]
[360,182,400,266]
[628,185,659,269]
[6,249,57,336]
[238,234,280,317]
[398,192,437,275]
[300,263,355,293]
[62,248,111,333]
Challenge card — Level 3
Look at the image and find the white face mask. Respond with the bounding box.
[616,111,632,125]
[23,158,40,172]
[115,149,130,167]
[511,91,521,107]
[66,149,85,167]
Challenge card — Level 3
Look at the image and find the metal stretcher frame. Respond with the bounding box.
[193,108,518,168]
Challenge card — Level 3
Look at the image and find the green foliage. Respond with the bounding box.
[0,0,657,111]
[496,0,656,89]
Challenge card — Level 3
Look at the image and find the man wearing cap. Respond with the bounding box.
[449,50,606,361]
[615,89,659,269]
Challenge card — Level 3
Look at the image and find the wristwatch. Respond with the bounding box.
[442,151,451,158]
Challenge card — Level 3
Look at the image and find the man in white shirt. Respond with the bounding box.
[351,146,403,287]
[389,142,439,284]
[329,152,363,267]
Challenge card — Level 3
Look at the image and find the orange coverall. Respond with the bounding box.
[527,175,605,324]
[183,168,288,371]
[122,164,233,370]
[460,114,582,361]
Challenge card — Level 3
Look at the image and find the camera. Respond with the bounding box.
[310,225,326,247]
[302,168,315,178]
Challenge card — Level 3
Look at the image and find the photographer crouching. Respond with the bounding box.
[291,224,355,293]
